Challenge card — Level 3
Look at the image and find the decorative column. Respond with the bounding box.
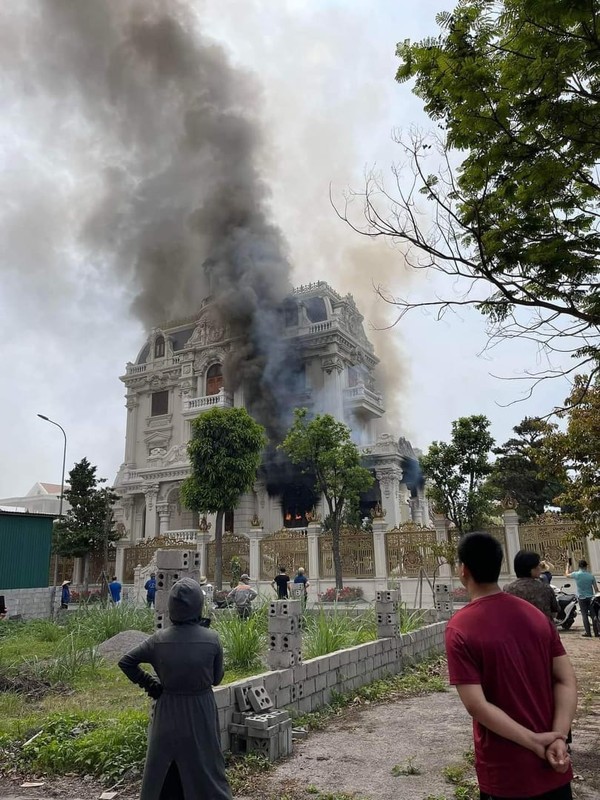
[433,513,453,578]
[307,520,322,594]
[371,517,388,581]
[124,394,139,465]
[320,356,345,420]
[196,524,212,578]
[503,502,520,576]
[375,467,402,528]
[115,542,127,583]
[144,484,159,539]
[156,502,172,535]
[73,557,84,585]
[246,526,264,583]
[399,483,411,524]
[587,537,600,576]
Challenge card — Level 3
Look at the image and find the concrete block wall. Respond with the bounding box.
[0,587,55,620]
[215,620,447,750]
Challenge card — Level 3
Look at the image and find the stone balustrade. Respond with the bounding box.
[183,391,233,412]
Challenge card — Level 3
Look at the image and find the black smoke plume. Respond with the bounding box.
[1,0,298,439]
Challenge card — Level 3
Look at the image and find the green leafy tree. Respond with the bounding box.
[421,415,495,533]
[554,375,600,538]
[54,458,119,588]
[487,417,567,521]
[281,409,373,592]
[180,407,266,590]
[340,0,600,380]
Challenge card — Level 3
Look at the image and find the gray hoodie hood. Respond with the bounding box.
[168,577,204,623]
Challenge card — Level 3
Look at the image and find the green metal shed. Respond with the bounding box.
[0,510,54,589]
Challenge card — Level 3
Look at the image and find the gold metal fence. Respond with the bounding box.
[124,535,194,583]
[519,513,589,568]
[260,530,308,581]
[207,533,250,585]
[318,531,375,578]
[385,524,439,578]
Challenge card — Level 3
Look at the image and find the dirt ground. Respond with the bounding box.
[2,625,598,800]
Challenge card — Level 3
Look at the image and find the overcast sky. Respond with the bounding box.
[0,0,573,497]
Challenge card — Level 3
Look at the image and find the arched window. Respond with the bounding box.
[154,336,165,359]
[206,363,224,396]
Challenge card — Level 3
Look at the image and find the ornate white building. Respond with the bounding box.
[112,282,428,553]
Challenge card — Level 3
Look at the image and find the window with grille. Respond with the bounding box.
[154,336,165,358]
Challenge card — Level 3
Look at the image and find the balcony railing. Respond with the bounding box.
[343,384,385,414]
[182,391,233,413]
[125,355,182,375]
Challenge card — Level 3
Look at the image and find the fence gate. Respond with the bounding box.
[206,533,250,586]
[260,530,308,581]
[519,513,590,568]
[385,523,439,578]
[318,530,375,578]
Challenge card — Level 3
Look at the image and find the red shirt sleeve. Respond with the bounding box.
[445,624,481,685]
[548,620,566,658]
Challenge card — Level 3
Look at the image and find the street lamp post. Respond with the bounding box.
[37,414,67,586]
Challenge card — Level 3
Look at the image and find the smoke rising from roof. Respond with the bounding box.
[0,0,297,437]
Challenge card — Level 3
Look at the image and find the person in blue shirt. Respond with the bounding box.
[293,567,309,606]
[565,559,599,637]
[60,580,71,609]
[109,576,122,605]
[145,573,157,608]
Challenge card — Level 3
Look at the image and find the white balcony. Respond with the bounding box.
[343,384,385,418]
[182,390,233,415]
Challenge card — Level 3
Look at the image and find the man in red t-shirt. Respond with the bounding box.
[446,532,577,800]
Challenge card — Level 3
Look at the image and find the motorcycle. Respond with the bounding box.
[551,583,578,630]
[591,592,600,637]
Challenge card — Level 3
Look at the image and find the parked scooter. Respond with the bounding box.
[591,592,600,637]
[551,583,578,630]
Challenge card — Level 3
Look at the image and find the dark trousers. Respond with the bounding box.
[160,762,184,800]
[480,784,572,800]
[579,597,599,636]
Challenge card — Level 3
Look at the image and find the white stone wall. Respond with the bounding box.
[214,620,447,750]
[0,587,56,619]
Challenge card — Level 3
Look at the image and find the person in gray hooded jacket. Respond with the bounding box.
[118,578,232,800]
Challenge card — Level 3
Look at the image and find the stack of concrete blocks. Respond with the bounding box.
[434,582,453,621]
[154,548,201,631]
[228,684,293,761]
[375,589,400,639]
[288,583,304,600]
[267,599,302,670]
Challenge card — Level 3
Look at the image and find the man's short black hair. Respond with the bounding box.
[457,531,503,584]
[112,576,118,581]
[513,550,540,579]
[578,559,588,569]
[279,566,287,572]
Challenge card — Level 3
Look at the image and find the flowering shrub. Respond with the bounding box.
[319,586,364,603]
[451,587,469,602]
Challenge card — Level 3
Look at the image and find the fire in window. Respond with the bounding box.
[206,363,224,396]
[151,390,168,416]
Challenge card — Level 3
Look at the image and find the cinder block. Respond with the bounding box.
[315,673,328,692]
[269,633,302,652]
[155,549,191,570]
[155,612,171,630]
[302,677,316,695]
[267,650,300,670]
[276,685,291,707]
[232,711,254,724]
[297,697,312,714]
[377,625,398,639]
[247,735,279,761]
[228,722,247,737]
[235,685,252,712]
[326,669,339,688]
[156,569,184,592]
[376,589,399,603]
[248,685,274,713]
[304,659,320,678]
[214,686,232,709]
[268,615,300,634]
[435,583,451,595]
[269,600,302,617]
[376,612,398,626]
[375,600,398,615]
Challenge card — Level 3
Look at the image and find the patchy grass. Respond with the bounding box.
[391,757,422,776]
[294,656,446,731]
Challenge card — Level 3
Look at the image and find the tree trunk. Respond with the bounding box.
[332,516,344,593]
[215,510,224,591]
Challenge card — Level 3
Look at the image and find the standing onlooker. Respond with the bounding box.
[227,574,257,619]
[118,578,233,800]
[447,532,576,800]
[293,567,310,605]
[60,580,71,609]
[565,559,599,638]
[145,573,157,608]
[540,560,555,585]
[504,550,559,621]
[109,576,122,605]
[272,566,290,600]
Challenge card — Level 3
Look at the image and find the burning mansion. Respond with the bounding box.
[113,281,429,545]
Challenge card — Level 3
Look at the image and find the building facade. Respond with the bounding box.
[112,282,428,552]
[0,483,69,516]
